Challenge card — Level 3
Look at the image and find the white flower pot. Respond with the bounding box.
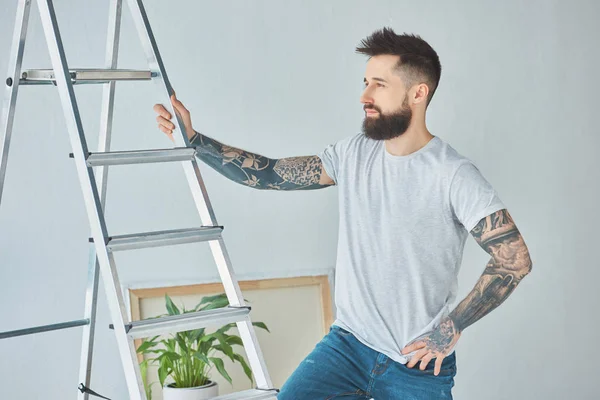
[163,380,219,400]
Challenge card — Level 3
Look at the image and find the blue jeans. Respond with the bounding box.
[278,325,457,399]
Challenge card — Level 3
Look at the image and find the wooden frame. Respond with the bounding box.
[128,275,334,363]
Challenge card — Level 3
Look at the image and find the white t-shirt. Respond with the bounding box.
[318,133,506,364]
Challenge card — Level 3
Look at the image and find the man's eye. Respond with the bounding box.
[377,83,385,88]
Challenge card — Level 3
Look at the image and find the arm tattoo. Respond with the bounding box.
[448,209,532,333]
[189,131,333,190]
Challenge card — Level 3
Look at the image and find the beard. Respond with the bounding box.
[362,96,412,141]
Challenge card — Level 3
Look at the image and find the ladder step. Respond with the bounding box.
[70,148,197,166]
[211,388,279,400]
[90,227,224,251]
[119,306,252,339]
[0,319,90,339]
[19,68,153,85]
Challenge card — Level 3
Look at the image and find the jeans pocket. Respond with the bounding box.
[419,361,457,378]
[420,365,456,377]
[408,356,457,378]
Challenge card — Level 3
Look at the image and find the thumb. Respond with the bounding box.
[170,90,180,105]
[170,95,183,115]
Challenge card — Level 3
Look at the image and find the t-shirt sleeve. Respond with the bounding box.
[449,161,506,232]
[317,139,345,185]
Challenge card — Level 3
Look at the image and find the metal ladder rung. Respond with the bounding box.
[90,227,224,251]
[19,68,153,85]
[69,147,197,166]
[114,306,251,339]
[211,388,279,400]
[0,319,90,340]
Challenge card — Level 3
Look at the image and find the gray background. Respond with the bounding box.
[0,0,597,399]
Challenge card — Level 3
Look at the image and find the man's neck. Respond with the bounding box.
[384,122,434,157]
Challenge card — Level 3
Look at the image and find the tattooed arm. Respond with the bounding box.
[402,209,532,375]
[153,93,334,190]
[448,209,533,331]
[189,131,334,190]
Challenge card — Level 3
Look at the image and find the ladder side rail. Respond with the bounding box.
[35,0,144,398]
[78,1,124,396]
[0,0,32,205]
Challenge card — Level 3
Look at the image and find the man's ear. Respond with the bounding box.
[412,83,430,105]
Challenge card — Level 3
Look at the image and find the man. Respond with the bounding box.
[154,27,532,399]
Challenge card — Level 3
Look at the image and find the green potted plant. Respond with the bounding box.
[136,293,269,400]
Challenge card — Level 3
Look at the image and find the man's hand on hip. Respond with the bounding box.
[401,317,461,376]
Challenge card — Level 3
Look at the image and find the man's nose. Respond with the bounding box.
[360,91,373,105]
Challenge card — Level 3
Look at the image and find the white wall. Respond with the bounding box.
[0,0,597,399]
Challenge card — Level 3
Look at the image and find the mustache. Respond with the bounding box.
[363,104,381,113]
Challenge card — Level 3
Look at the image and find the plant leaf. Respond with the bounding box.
[190,328,206,343]
[217,323,236,334]
[165,295,181,316]
[215,333,234,361]
[157,351,181,363]
[199,297,229,311]
[252,322,270,333]
[158,363,170,388]
[136,339,159,354]
[233,353,253,383]
[200,339,213,355]
[198,333,217,344]
[174,332,188,354]
[139,359,154,399]
[193,293,228,311]
[193,351,210,365]
[226,335,243,346]
[164,338,177,353]
[209,357,232,385]
[140,358,148,381]
[214,344,235,362]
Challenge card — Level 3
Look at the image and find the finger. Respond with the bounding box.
[434,356,444,376]
[407,348,429,368]
[419,353,435,371]
[153,104,171,120]
[156,116,176,130]
[402,341,426,355]
[159,126,175,144]
[159,125,173,135]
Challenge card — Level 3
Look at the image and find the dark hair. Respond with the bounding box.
[356,27,441,106]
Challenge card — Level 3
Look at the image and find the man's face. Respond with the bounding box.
[360,54,412,140]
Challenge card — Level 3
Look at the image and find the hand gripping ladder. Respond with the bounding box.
[0,1,279,399]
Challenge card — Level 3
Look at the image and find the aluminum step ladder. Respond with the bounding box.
[0,0,278,399]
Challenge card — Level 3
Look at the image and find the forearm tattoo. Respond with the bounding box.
[449,209,532,333]
[189,131,333,190]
